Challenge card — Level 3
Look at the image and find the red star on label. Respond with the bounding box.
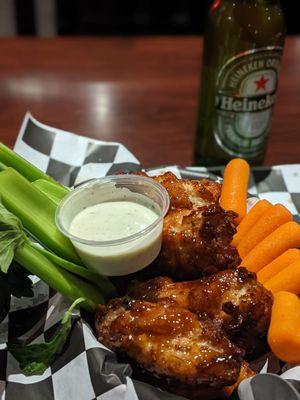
[254,74,269,92]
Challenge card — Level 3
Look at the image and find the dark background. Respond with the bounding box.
[15,0,296,36]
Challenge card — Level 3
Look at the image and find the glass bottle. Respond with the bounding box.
[195,0,286,165]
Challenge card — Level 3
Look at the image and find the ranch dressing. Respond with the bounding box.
[61,181,165,276]
[69,201,158,241]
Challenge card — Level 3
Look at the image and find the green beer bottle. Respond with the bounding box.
[195,0,286,165]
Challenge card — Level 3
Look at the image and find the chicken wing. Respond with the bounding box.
[129,267,273,357]
[151,171,221,210]
[166,361,255,400]
[136,172,241,280]
[96,298,244,389]
[156,204,241,279]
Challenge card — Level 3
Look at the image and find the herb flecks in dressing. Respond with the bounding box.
[69,201,158,242]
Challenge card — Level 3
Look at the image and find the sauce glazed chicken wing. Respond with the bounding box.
[129,267,273,357]
[140,172,241,280]
[152,171,221,210]
[96,298,244,398]
[159,204,241,279]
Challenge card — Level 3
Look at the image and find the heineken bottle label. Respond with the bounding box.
[214,47,283,157]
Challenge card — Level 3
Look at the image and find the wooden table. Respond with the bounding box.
[0,36,299,167]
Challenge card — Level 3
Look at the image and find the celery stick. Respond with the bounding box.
[0,168,80,264]
[15,242,104,311]
[0,199,104,311]
[0,161,7,171]
[32,179,70,206]
[30,243,117,298]
[0,143,57,183]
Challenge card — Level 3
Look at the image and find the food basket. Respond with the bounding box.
[1,113,300,400]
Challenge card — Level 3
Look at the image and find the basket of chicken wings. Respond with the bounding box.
[2,135,299,400]
[95,160,284,400]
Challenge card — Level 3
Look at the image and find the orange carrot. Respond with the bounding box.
[220,158,250,224]
[241,221,300,273]
[237,204,293,258]
[257,249,300,283]
[268,291,300,363]
[232,199,272,247]
[265,259,300,294]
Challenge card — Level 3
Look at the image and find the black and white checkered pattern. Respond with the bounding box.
[1,114,300,400]
[14,113,140,187]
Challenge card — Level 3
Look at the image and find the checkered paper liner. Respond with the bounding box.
[1,113,300,400]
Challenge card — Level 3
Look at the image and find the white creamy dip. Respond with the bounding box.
[69,201,158,241]
[56,178,168,276]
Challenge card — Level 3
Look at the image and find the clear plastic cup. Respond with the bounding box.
[55,175,170,276]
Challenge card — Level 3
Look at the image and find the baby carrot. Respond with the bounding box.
[265,259,300,294]
[232,199,272,247]
[220,158,250,224]
[241,221,300,273]
[268,291,300,363]
[237,204,293,258]
[257,249,300,284]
